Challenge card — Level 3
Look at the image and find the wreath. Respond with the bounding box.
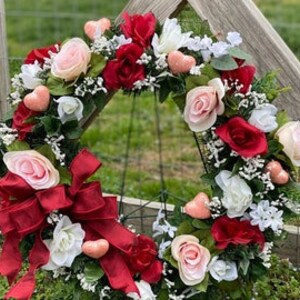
[0,11,299,300]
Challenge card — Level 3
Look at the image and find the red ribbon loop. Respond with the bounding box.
[0,149,140,298]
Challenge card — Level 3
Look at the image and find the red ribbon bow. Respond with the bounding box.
[0,149,140,299]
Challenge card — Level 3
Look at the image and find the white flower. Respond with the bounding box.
[55,96,84,124]
[209,41,230,58]
[208,256,238,282]
[151,18,191,56]
[227,32,242,47]
[42,216,85,270]
[187,35,213,51]
[19,63,43,89]
[127,280,156,300]
[249,200,283,232]
[215,170,252,218]
[249,104,278,132]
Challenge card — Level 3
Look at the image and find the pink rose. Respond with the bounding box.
[51,38,91,81]
[171,235,211,286]
[183,78,225,132]
[3,150,60,190]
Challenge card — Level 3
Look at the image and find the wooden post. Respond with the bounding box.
[0,0,9,119]
[117,0,300,119]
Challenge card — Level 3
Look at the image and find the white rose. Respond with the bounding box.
[19,63,43,89]
[249,104,278,132]
[51,38,91,81]
[55,96,84,124]
[127,281,156,300]
[151,18,191,56]
[215,170,252,218]
[42,216,85,271]
[276,121,300,167]
[208,256,238,282]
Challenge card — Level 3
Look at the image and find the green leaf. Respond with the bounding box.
[228,47,252,61]
[192,219,210,230]
[62,121,83,139]
[194,273,209,293]
[276,110,291,129]
[36,144,56,164]
[201,64,220,80]
[176,220,195,236]
[58,166,72,185]
[231,159,244,176]
[186,75,210,91]
[87,53,105,77]
[159,79,172,103]
[266,139,283,157]
[47,75,74,96]
[163,247,178,269]
[4,109,14,121]
[84,262,104,283]
[192,229,211,241]
[211,55,238,71]
[172,95,186,113]
[240,258,250,276]
[6,140,30,151]
[40,116,61,136]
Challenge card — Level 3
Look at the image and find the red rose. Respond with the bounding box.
[127,235,162,283]
[12,102,38,140]
[102,43,145,90]
[211,216,265,250]
[24,44,59,66]
[215,116,268,158]
[121,12,156,49]
[222,64,256,94]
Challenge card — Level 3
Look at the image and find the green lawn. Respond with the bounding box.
[4,0,300,204]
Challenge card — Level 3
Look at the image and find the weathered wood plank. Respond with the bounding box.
[115,0,187,24]
[187,0,300,119]
[0,0,9,118]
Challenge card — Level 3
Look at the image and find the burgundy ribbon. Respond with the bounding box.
[0,149,139,299]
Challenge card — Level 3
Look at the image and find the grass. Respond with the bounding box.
[4,0,300,206]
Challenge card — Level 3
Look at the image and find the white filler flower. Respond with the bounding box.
[151,18,191,56]
[55,96,84,124]
[215,170,253,218]
[208,256,238,282]
[42,216,85,270]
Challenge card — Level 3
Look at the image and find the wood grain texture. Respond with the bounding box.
[115,0,187,24]
[187,0,300,118]
[0,0,9,118]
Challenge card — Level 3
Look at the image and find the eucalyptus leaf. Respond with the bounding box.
[4,109,14,122]
[228,47,252,61]
[211,55,238,71]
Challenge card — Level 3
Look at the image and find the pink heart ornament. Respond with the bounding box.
[265,161,289,185]
[84,18,111,40]
[82,239,109,259]
[23,85,50,112]
[167,50,196,75]
[184,192,211,219]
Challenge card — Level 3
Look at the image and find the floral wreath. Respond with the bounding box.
[0,11,299,300]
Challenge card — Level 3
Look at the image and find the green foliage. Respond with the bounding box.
[185,75,210,91]
[84,262,105,283]
[6,140,30,152]
[47,75,74,96]
[254,255,300,300]
[210,55,238,71]
[228,47,252,61]
[86,53,105,77]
